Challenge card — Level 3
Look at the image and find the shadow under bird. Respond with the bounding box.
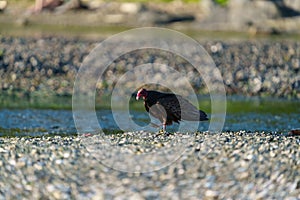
[136,88,208,132]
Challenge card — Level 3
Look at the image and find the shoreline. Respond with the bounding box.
[0,131,299,199]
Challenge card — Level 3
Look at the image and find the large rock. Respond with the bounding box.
[284,0,300,11]
[120,3,141,14]
[197,0,300,34]
[0,0,7,11]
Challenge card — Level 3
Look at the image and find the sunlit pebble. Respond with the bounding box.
[210,43,223,53]
[55,159,64,165]
[33,163,43,170]
[205,190,220,199]
[210,45,218,53]
[82,133,93,137]
[63,152,70,158]
[29,56,38,67]
[8,159,16,166]
[291,58,299,70]
[46,184,56,193]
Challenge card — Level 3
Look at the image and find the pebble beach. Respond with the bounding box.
[0,131,299,199]
[0,36,299,98]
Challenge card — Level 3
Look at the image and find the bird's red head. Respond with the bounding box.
[136,88,148,100]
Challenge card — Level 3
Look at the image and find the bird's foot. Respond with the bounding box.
[153,129,164,137]
[159,128,165,134]
[154,128,170,136]
[152,129,162,137]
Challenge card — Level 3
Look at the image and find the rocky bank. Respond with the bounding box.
[0,36,299,98]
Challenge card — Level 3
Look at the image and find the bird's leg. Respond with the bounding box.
[157,123,166,134]
[158,123,167,134]
[161,117,168,133]
[163,124,166,132]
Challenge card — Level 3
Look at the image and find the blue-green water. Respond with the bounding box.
[0,94,298,136]
[0,107,298,136]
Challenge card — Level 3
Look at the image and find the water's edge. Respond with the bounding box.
[0,95,299,136]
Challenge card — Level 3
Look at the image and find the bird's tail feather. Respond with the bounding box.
[181,109,208,121]
[199,110,208,121]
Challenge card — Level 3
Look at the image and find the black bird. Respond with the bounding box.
[136,88,208,131]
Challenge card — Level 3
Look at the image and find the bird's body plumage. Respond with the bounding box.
[136,89,208,131]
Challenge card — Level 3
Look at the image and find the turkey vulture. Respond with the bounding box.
[136,88,208,131]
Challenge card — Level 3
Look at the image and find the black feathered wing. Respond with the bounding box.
[148,103,168,124]
[157,95,208,122]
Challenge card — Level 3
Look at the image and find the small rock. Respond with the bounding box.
[0,1,7,11]
[204,190,219,199]
[289,129,300,136]
[120,3,140,14]
[104,14,124,24]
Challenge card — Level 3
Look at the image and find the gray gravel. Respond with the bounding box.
[0,131,299,199]
[0,36,299,98]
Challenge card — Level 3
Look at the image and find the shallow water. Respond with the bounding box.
[0,107,298,136]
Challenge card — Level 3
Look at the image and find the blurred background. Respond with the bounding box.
[0,0,299,135]
[1,0,300,36]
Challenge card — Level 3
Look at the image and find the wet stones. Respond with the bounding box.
[0,36,299,98]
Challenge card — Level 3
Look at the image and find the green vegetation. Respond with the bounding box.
[8,0,229,4]
[214,0,229,6]
[226,98,300,114]
[9,0,200,4]
[0,22,132,39]
[1,92,299,114]
[2,22,300,42]
[0,92,73,110]
[0,126,48,137]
